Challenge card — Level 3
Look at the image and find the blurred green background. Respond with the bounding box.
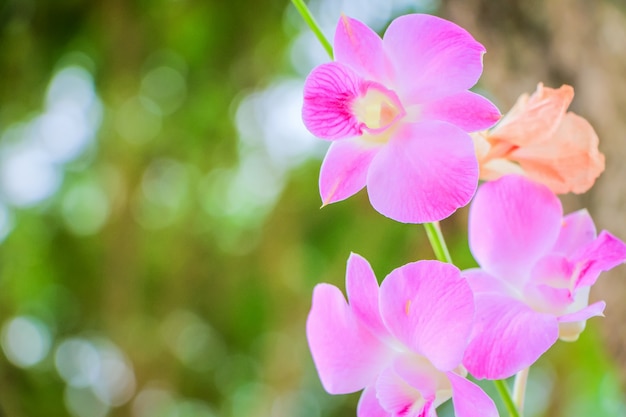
[1,0,625,416]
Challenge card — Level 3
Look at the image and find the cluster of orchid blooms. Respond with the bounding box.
[297,10,626,417]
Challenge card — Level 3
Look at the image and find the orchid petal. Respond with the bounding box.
[469,175,562,284]
[527,284,573,315]
[306,283,391,394]
[557,300,605,342]
[392,353,445,398]
[380,261,474,372]
[376,367,435,417]
[489,84,573,147]
[319,138,380,205]
[421,91,501,132]
[553,209,597,256]
[447,372,498,417]
[463,293,558,379]
[558,300,605,323]
[346,253,388,338]
[462,268,515,297]
[512,113,605,194]
[531,255,573,288]
[383,14,486,103]
[525,255,574,314]
[367,121,478,223]
[334,15,390,81]
[572,231,626,288]
[357,385,388,417]
[302,62,364,139]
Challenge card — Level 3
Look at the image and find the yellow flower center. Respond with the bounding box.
[352,83,406,137]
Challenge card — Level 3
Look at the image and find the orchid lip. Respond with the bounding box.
[352,81,406,136]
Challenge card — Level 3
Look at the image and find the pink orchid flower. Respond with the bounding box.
[462,175,626,380]
[307,253,498,417]
[472,83,605,194]
[302,14,500,223]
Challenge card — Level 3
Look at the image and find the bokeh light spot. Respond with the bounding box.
[64,385,109,417]
[40,65,102,164]
[235,79,322,171]
[115,96,162,144]
[134,158,190,229]
[0,143,62,207]
[55,338,101,387]
[1,316,52,368]
[55,337,136,407]
[62,181,110,236]
[141,66,187,115]
[132,387,177,417]
[160,310,226,371]
[46,66,97,110]
[91,340,136,406]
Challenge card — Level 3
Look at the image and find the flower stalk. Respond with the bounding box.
[290,0,333,58]
[423,222,452,263]
[494,379,522,417]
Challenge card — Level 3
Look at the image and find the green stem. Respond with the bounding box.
[290,0,334,59]
[423,222,452,263]
[494,379,522,417]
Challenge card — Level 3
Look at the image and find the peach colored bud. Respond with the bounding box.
[473,83,604,194]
